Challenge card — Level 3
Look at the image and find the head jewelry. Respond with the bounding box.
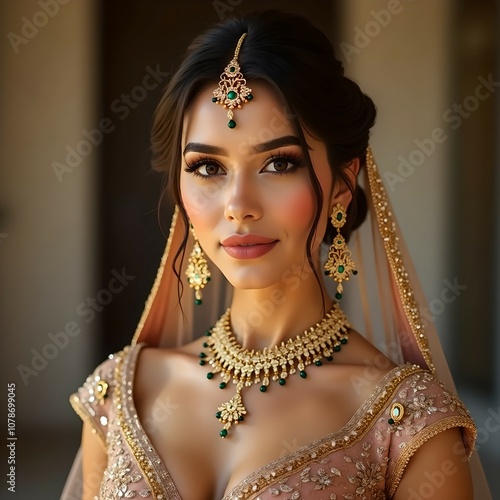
[212,33,253,128]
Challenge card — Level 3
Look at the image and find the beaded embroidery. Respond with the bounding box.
[71,346,476,499]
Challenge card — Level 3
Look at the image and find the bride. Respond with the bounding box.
[64,10,489,500]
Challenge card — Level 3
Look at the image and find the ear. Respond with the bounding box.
[329,158,361,213]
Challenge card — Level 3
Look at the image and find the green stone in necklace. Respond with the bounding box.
[200,303,350,438]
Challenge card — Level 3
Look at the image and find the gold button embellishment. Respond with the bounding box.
[388,402,404,425]
[95,380,109,403]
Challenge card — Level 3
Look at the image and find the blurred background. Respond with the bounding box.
[0,0,498,498]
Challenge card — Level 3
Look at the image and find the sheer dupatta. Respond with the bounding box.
[62,149,491,499]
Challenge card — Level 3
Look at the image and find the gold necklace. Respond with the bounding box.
[200,303,351,438]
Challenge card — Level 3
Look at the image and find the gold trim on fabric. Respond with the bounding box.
[224,364,423,499]
[69,394,107,450]
[365,149,434,371]
[132,205,179,346]
[115,344,181,500]
[388,416,478,498]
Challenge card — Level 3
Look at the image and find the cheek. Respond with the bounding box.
[274,183,316,232]
[180,174,223,220]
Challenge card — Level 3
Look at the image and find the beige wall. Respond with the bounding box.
[0,0,97,428]
[339,0,453,345]
[339,0,498,482]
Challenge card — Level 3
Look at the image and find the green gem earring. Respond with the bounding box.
[185,226,211,305]
[324,203,357,299]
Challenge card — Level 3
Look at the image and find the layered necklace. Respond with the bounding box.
[199,303,351,438]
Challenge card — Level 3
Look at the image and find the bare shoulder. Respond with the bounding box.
[133,341,202,409]
[330,329,399,402]
[394,428,473,499]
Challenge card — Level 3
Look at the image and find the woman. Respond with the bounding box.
[64,11,490,499]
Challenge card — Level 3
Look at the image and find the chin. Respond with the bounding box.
[222,269,278,291]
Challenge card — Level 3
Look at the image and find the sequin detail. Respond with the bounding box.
[366,149,434,371]
[70,346,476,499]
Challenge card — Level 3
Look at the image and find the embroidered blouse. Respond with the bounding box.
[70,343,476,499]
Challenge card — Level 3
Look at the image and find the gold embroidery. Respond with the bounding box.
[99,430,151,499]
[115,345,182,500]
[366,150,434,371]
[310,467,341,490]
[387,416,477,497]
[69,394,107,450]
[343,442,387,498]
[72,351,476,499]
[69,360,116,449]
[224,365,422,499]
[114,347,169,499]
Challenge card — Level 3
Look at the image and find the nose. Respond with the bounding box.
[224,173,263,223]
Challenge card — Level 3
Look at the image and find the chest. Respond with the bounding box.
[134,358,369,499]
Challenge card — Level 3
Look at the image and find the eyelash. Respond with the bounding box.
[184,151,305,179]
[184,157,221,179]
[264,151,305,175]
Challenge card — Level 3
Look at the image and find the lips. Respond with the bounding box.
[221,234,279,259]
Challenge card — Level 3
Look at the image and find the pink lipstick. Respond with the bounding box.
[221,234,278,259]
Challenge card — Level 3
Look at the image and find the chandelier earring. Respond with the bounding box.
[186,225,211,305]
[324,203,357,300]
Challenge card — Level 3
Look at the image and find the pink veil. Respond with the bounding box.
[62,148,491,499]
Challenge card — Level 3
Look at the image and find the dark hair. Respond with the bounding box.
[151,10,376,297]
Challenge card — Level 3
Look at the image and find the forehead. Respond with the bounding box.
[182,82,296,154]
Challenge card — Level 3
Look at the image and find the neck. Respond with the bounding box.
[229,264,333,350]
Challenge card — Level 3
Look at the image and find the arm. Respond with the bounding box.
[394,428,473,500]
[81,421,107,500]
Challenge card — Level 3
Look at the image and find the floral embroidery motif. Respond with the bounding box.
[263,443,386,499]
[441,387,470,418]
[71,348,475,500]
[299,465,342,490]
[387,373,449,437]
[98,430,151,499]
[343,442,387,499]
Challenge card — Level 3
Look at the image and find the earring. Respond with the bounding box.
[186,226,211,305]
[324,203,357,300]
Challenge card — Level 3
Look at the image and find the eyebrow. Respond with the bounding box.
[183,135,302,156]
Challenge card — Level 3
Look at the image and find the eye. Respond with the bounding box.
[184,158,225,178]
[262,153,303,174]
[199,163,221,176]
[267,159,290,172]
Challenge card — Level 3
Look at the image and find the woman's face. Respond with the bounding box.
[180,82,344,290]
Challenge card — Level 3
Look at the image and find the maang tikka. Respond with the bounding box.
[324,203,357,299]
[186,225,211,305]
[212,33,253,128]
